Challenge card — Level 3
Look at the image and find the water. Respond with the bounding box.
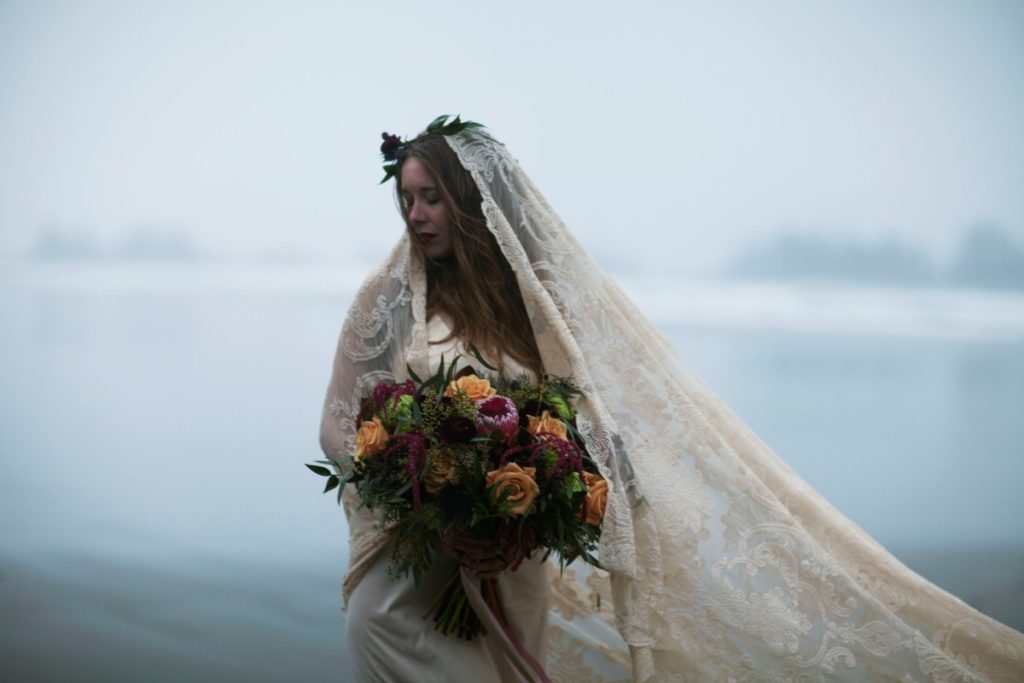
[1,261,1022,681]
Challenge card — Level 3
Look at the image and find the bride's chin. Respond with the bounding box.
[424,249,454,263]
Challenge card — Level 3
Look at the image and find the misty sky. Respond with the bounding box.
[1,0,1022,272]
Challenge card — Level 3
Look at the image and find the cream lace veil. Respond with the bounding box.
[319,125,1024,682]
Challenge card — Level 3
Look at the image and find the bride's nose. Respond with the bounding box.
[409,201,427,225]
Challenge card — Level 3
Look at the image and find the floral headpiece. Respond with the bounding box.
[378,114,483,184]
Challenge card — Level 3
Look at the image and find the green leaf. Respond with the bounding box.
[406,363,422,383]
[467,341,498,371]
[306,464,332,477]
[445,353,464,383]
[323,475,340,493]
[427,114,450,131]
[416,372,444,400]
[565,421,583,443]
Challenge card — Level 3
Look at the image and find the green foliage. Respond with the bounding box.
[389,502,443,585]
[385,394,416,432]
[546,394,573,420]
[424,114,484,137]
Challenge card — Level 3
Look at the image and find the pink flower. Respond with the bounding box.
[475,395,520,445]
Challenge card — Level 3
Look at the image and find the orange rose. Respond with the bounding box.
[582,471,608,526]
[354,416,389,461]
[527,410,568,440]
[485,463,540,516]
[444,374,497,401]
[424,449,455,494]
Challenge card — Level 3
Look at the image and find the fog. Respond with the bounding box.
[2,0,1022,272]
[1,1,1022,680]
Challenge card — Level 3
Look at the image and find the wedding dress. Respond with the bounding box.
[344,314,552,682]
[320,124,1024,682]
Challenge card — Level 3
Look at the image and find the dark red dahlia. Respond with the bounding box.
[380,133,403,161]
[439,416,476,443]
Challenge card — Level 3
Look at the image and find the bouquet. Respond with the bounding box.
[308,350,607,639]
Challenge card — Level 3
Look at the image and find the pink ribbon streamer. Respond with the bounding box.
[459,567,553,683]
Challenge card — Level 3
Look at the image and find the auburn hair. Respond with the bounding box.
[394,134,543,377]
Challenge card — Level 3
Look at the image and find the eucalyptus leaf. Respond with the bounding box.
[416,373,443,400]
[467,341,498,371]
[445,353,463,383]
[306,464,332,477]
[406,363,422,383]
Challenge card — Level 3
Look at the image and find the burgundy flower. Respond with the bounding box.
[380,132,404,161]
[439,416,476,443]
[476,395,520,445]
[371,379,415,411]
[496,520,536,571]
[499,433,583,480]
[394,379,415,398]
[382,433,427,510]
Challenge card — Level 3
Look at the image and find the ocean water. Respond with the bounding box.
[1,261,1022,681]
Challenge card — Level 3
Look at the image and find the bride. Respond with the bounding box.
[319,116,1024,682]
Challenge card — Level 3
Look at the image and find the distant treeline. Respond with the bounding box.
[31,227,199,261]
[731,225,1024,290]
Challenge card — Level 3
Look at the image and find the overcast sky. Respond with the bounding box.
[1,0,1021,272]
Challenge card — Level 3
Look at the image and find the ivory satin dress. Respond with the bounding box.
[345,314,551,683]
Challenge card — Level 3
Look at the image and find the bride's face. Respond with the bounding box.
[400,156,454,261]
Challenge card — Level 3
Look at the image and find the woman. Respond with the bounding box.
[330,128,566,682]
[320,117,1024,682]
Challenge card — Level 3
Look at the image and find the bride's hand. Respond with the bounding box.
[441,530,506,579]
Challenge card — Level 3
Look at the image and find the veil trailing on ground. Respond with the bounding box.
[320,125,1024,682]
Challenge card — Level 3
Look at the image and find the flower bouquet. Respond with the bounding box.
[307,350,607,639]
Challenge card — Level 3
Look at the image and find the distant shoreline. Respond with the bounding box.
[3,260,1024,342]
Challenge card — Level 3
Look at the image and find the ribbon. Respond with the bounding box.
[459,567,552,683]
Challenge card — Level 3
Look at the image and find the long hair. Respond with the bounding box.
[394,134,543,377]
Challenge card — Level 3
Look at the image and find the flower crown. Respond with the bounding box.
[378,114,483,184]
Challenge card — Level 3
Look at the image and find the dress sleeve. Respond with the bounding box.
[318,241,424,604]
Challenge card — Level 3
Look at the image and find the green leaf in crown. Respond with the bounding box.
[378,114,484,184]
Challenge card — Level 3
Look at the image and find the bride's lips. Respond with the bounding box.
[418,233,437,244]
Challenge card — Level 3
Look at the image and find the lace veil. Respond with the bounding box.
[319,126,1024,682]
